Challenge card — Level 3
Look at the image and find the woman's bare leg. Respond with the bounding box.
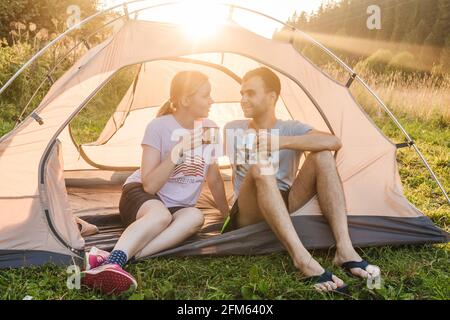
[134,207,204,259]
[113,199,172,260]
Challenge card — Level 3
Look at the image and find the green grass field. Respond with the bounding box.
[0,66,449,300]
[0,111,448,300]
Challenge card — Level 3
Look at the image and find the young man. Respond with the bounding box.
[223,67,380,293]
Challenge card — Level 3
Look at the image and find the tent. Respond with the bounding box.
[0,3,448,268]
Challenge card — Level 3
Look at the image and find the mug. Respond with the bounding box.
[202,126,220,144]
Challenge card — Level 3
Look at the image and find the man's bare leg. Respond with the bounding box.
[236,164,345,292]
[289,151,380,279]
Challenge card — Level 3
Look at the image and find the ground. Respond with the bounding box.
[0,111,448,300]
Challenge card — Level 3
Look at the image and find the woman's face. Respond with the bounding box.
[185,81,214,118]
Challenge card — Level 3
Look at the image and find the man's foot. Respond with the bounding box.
[297,258,346,293]
[305,271,349,294]
[81,263,137,295]
[333,250,380,279]
[84,246,110,271]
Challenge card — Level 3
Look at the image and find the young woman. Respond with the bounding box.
[81,71,230,295]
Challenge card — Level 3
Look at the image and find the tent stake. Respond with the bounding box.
[345,72,357,88]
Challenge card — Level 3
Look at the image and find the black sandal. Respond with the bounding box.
[341,260,370,278]
[304,270,349,294]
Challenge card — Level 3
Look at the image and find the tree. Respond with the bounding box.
[281,0,448,70]
[391,0,418,43]
[375,0,396,42]
[430,0,450,47]
[408,20,431,45]
[0,0,103,45]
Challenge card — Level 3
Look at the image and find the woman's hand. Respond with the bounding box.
[206,163,230,218]
[170,128,204,164]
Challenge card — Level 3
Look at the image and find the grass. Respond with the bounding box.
[0,66,449,300]
[0,245,448,300]
[0,114,448,300]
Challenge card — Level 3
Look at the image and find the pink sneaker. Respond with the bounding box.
[81,263,137,295]
[84,247,110,271]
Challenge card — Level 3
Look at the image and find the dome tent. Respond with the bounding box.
[0,2,448,268]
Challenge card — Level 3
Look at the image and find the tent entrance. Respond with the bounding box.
[64,169,235,252]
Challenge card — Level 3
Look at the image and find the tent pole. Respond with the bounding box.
[353,75,450,205]
[0,0,181,96]
[280,18,449,205]
[1,1,447,204]
[8,15,128,132]
[0,2,120,96]
[412,144,450,204]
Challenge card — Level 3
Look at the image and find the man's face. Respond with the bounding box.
[240,76,275,119]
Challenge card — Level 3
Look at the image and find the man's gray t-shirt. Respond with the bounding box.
[224,119,313,199]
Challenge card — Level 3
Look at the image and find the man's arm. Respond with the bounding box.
[278,129,342,152]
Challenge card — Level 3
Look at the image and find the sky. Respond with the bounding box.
[231,0,326,20]
[101,0,326,21]
[100,0,327,38]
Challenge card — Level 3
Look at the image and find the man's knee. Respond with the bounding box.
[309,150,335,168]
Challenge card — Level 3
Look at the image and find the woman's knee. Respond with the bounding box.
[183,208,205,229]
[137,200,172,228]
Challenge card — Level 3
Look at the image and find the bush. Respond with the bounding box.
[388,51,417,73]
[0,39,53,123]
[355,49,394,74]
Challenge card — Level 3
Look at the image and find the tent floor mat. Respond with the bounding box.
[67,179,232,252]
[65,172,448,256]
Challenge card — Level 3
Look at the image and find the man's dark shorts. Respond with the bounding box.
[221,188,290,233]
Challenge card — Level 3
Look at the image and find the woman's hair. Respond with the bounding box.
[157,70,209,117]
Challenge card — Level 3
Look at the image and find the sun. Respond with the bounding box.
[176,0,228,40]
[129,0,229,40]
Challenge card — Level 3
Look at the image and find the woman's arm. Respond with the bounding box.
[206,163,230,218]
[141,144,183,195]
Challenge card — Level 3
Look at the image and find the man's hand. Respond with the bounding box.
[256,130,275,158]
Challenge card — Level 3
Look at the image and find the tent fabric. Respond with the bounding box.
[0,19,448,268]
[0,250,83,269]
[62,171,447,258]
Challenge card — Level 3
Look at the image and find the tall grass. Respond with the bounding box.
[322,64,450,221]
[321,63,450,122]
[69,64,139,145]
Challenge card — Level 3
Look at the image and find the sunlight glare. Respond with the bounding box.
[177,1,228,40]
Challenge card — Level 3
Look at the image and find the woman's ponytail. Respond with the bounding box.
[157,100,175,117]
[157,71,208,117]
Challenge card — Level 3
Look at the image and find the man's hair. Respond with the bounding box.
[242,67,281,98]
